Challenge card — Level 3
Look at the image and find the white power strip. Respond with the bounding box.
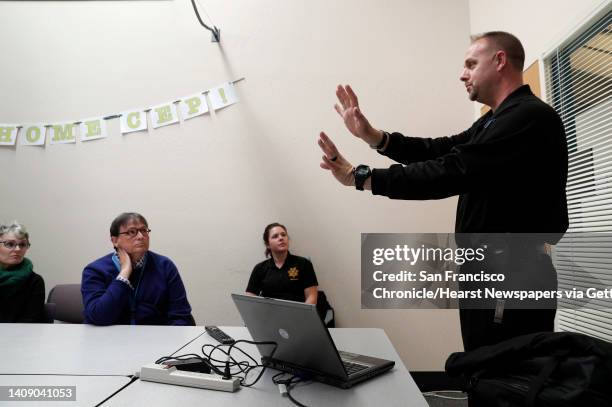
[139,364,240,392]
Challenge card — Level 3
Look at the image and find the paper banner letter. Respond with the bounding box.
[209,82,238,111]
[120,110,147,134]
[179,94,209,121]
[150,103,179,129]
[0,125,19,146]
[20,124,46,146]
[80,117,108,142]
[49,123,77,144]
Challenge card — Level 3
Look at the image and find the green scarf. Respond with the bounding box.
[0,257,33,298]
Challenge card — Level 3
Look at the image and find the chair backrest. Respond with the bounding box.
[316,290,335,328]
[42,302,55,324]
[46,284,84,324]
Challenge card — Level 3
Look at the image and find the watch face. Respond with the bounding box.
[355,165,371,190]
[356,165,370,176]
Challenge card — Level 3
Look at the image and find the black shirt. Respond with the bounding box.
[371,85,568,241]
[246,253,318,302]
[0,271,45,323]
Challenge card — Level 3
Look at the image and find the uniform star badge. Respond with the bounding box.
[288,267,299,280]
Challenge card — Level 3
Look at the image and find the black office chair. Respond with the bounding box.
[316,290,335,328]
[46,284,84,324]
[42,303,55,323]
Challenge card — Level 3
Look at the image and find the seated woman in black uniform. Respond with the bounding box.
[246,223,318,304]
[0,221,45,323]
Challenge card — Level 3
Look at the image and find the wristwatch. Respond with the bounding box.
[370,131,389,150]
[353,165,372,191]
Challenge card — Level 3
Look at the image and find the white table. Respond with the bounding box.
[0,325,426,406]
[105,327,427,407]
[0,324,206,375]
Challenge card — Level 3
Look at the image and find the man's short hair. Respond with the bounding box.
[110,212,148,237]
[471,31,525,72]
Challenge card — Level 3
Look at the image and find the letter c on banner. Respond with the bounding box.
[127,112,141,129]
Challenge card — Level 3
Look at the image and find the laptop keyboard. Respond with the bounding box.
[342,360,369,375]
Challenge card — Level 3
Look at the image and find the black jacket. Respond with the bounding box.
[371,85,568,241]
[0,271,45,323]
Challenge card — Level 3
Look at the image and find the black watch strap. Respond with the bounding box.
[353,165,372,191]
[371,131,389,150]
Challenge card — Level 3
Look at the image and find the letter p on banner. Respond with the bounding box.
[179,93,209,121]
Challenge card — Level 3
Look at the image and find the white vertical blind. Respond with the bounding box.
[545,5,612,342]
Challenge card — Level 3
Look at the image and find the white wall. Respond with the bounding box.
[469,0,607,67]
[468,0,608,115]
[0,0,474,371]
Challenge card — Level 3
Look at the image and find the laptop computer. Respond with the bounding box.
[231,293,395,388]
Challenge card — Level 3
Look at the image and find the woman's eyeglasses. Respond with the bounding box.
[0,241,31,250]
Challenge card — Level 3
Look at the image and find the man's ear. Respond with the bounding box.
[495,50,508,72]
[110,236,118,248]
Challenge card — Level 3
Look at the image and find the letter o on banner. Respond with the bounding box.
[20,124,46,146]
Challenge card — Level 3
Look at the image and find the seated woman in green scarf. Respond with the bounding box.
[0,221,45,323]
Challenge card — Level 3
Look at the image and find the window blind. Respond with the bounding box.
[545,5,612,342]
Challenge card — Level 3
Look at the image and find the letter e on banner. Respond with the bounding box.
[80,117,108,142]
[150,102,179,129]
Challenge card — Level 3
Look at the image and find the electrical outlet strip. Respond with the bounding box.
[139,364,240,392]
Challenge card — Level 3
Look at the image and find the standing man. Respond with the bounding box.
[82,212,194,326]
[318,32,568,351]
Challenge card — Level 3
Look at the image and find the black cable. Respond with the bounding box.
[199,340,277,387]
[272,373,309,407]
[155,340,278,388]
[155,341,313,406]
[286,385,308,407]
[201,343,255,377]
[202,343,258,366]
[190,0,220,42]
[204,339,277,387]
[93,375,138,407]
[229,340,277,387]
[154,353,225,377]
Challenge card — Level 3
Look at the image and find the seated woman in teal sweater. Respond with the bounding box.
[0,221,45,323]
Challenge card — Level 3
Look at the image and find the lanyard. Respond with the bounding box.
[112,252,146,325]
[129,268,145,325]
